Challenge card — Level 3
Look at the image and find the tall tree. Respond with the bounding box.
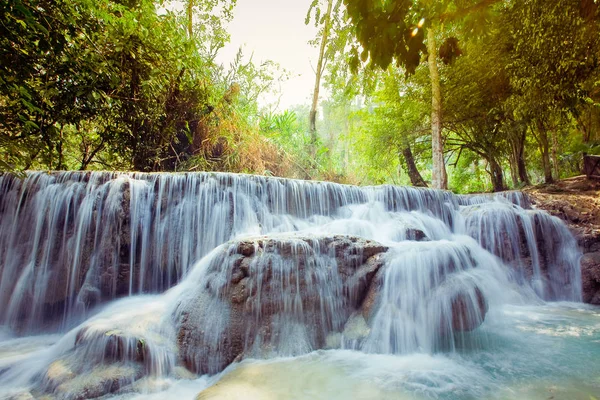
[307,0,335,157]
[426,24,446,189]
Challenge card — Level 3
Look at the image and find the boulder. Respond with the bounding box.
[462,201,582,301]
[39,355,143,400]
[450,287,488,332]
[34,300,177,399]
[175,235,388,374]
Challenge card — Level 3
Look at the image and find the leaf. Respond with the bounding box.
[24,120,40,130]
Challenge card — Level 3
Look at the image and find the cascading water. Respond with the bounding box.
[0,171,597,400]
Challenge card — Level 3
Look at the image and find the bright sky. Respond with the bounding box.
[215,0,321,111]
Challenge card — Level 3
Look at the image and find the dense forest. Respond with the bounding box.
[1,0,599,193]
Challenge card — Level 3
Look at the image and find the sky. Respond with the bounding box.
[215,0,321,111]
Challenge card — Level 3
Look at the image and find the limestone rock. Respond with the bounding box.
[175,235,388,375]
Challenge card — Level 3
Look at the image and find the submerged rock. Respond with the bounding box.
[195,356,400,400]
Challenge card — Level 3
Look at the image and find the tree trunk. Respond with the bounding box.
[427,25,447,190]
[508,152,519,188]
[510,129,530,185]
[516,131,530,185]
[536,121,553,183]
[402,145,428,187]
[187,0,194,38]
[79,141,105,171]
[56,125,64,170]
[551,127,560,180]
[541,146,553,183]
[517,156,529,185]
[342,116,350,170]
[488,157,505,192]
[309,0,333,158]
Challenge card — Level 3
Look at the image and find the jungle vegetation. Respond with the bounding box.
[1,0,599,193]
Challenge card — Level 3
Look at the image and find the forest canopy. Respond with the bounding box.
[1,0,599,192]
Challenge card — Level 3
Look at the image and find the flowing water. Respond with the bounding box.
[0,171,597,399]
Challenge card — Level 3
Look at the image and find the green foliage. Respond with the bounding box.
[325,0,600,191]
[342,0,426,73]
[345,67,429,184]
[0,0,293,174]
[2,0,600,193]
[448,152,488,194]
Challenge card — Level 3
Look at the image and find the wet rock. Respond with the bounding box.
[175,235,389,375]
[463,200,582,301]
[406,228,428,241]
[341,313,371,347]
[194,357,395,400]
[0,179,134,330]
[51,362,143,400]
[74,327,148,365]
[39,352,144,400]
[45,359,77,388]
[5,392,36,400]
[581,252,600,304]
[236,241,255,257]
[358,267,384,322]
[450,288,488,332]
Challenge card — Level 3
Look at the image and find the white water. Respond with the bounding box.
[0,172,596,399]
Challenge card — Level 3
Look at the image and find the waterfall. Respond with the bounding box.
[0,171,580,332]
[0,171,588,400]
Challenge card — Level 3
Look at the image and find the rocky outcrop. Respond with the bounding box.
[0,177,136,330]
[526,176,600,304]
[574,221,600,304]
[175,235,389,375]
[40,357,144,400]
[461,201,581,301]
[22,296,180,400]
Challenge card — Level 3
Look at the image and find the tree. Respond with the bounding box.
[0,0,115,170]
[341,0,501,189]
[504,0,600,183]
[426,24,446,189]
[345,67,430,186]
[0,0,246,172]
[181,0,236,61]
[307,0,335,158]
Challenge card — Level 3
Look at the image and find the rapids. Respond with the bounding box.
[0,171,597,399]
